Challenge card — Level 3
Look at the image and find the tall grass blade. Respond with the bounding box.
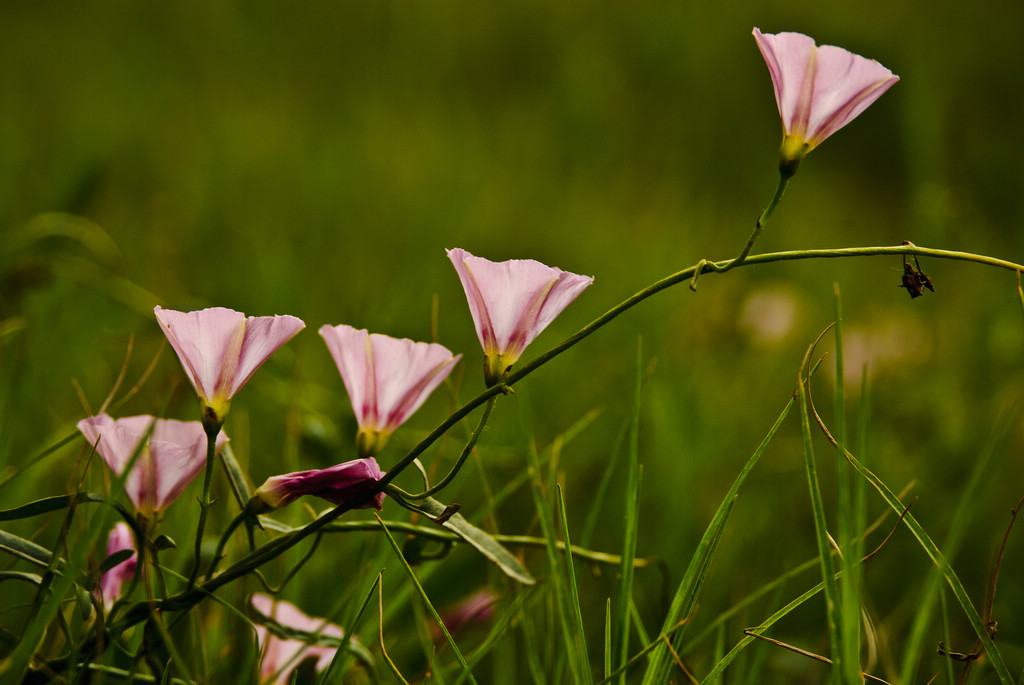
[614,338,643,683]
[558,484,592,684]
[374,514,478,685]
[640,375,800,685]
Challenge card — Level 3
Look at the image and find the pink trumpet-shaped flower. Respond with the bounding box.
[447,248,594,386]
[98,522,137,610]
[251,593,353,685]
[320,324,461,458]
[753,28,898,175]
[77,414,228,516]
[154,306,305,427]
[251,457,386,512]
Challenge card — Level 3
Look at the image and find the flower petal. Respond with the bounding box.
[154,307,247,403]
[320,325,460,437]
[231,314,307,397]
[254,457,385,510]
[447,248,593,362]
[77,414,227,514]
[752,28,897,149]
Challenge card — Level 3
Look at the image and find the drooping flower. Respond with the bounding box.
[97,522,138,610]
[251,457,386,512]
[251,593,350,685]
[77,414,228,516]
[154,306,305,427]
[319,324,461,457]
[447,248,594,386]
[752,28,898,176]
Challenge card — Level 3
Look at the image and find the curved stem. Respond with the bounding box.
[399,395,498,500]
[204,510,248,582]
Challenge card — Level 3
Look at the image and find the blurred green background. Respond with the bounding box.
[2,0,1023,680]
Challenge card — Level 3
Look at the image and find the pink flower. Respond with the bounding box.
[753,28,898,175]
[154,306,305,426]
[319,324,461,457]
[97,522,137,610]
[251,593,348,685]
[447,248,594,386]
[252,457,386,512]
[77,414,228,516]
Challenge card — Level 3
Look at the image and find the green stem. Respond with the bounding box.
[187,421,222,588]
[391,396,498,500]
[203,509,248,582]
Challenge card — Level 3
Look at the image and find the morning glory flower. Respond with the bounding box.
[97,522,137,610]
[319,324,461,458]
[251,457,386,512]
[251,593,349,685]
[154,306,305,428]
[447,248,594,386]
[753,28,899,176]
[77,414,228,517]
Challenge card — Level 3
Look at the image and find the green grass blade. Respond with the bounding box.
[525,424,587,684]
[614,338,643,683]
[896,418,1008,684]
[845,451,1015,685]
[641,382,798,684]
[558,484,592,684]
[796,331,844,684]
[374,514,479,685]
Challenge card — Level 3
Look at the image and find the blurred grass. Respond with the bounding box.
[2,0,1023,681]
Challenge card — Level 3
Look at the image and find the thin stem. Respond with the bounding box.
[187,421,222,588]
[204,510,248,582]
[397,396,498,500]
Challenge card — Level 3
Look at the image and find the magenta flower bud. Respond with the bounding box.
[154,306,305,427]
[97,522,137,610]
[447,248,594,386]
[251,457,385,512]
[319,324,461,458]
[77,414,228,516]
[753,28,898,176]
[251,593,349,685]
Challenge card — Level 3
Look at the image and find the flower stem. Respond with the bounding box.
[187,420,221,588]
[391,395,498,500]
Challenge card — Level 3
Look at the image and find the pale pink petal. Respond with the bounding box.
[148,419,229,511]
[255,457,385,510]
[78,414,227,514]
[231,314,307,397]
[320,325,460,436]
[98,522,137,610]
[753,29,817,135]
[319,325,375,427]
[369,333,461,432]
[154,307,247,402]
[447,248,593,360]
[251,594,346,684]
[77,414,147,476]
[752,28,897,148]
[805,43,898,145]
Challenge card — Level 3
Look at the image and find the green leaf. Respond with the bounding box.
[0,492,104,521]
[412,496,535,586]
[0,529,59,568]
